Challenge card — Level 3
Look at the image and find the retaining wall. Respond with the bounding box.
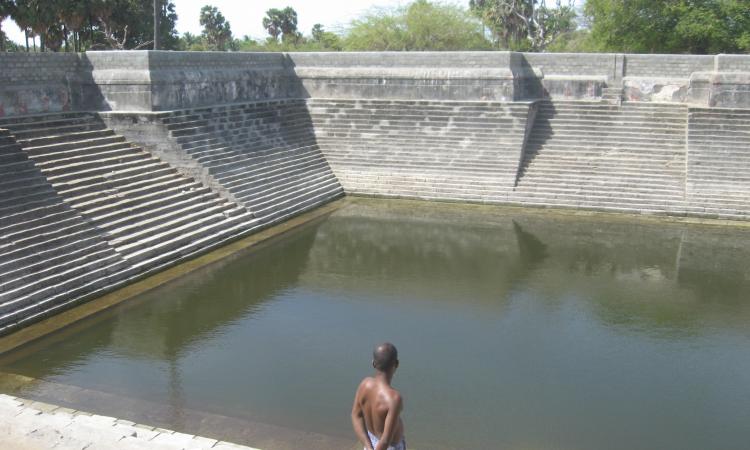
[4,51,750,117]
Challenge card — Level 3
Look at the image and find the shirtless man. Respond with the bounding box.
[351,342,406,450]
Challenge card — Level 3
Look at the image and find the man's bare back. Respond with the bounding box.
[351,343,406,450]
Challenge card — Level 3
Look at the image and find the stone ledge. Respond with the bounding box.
[0,394,261,450]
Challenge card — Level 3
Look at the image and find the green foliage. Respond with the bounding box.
[310,24,342,50]
[469,0,577,51]
[262,7,300,44]
[0,0,15,51]
[584,0,750,54]
[200,4,233,51]
[3,0,179,51]
[344,0,492,51]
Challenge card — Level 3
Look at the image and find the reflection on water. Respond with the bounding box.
[2,198,750,450]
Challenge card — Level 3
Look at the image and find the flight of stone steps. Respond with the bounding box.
[0,113,257,275]
[308,99,533,203]
[601,83,623,105]
[157,100,344,226]
[512,101,688,215]
[0,129,130,333]
[686,108,750,220]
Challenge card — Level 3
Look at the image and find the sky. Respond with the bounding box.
[1,0,583,46]
[1,0,473,45]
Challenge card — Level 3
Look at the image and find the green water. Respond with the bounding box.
[2,198,750,450]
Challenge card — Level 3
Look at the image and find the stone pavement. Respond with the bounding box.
[0,394,260,450]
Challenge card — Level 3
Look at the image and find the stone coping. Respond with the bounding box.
[0,394,259,450]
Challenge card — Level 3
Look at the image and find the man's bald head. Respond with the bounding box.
[373,342,399,372]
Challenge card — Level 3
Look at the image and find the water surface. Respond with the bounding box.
[2,198,750,450]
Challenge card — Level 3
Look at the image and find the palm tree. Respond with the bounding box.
[0,0,15,51]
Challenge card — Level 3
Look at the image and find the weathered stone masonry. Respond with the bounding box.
[1,50,750,335]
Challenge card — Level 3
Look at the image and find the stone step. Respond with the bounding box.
[323,148,520,165]
[191,135,319,165]
[307,100,531,112]
[0,160,35,176]
[127,212,257,272]
[0,151,27,165]
[532,122,685,133]
[513,180,683,196]
[0,213,83,244]
[323,155,515,173]
[217,150,328,186]
[0,258,129,319]
[0,196,61,219]
[206,145,323,176]
[519,165,683,179]
[0,217,93,256]
[167,106,312,124]
[309,112,527,124]
[108,199,241,245]
[122,210,251,266]
[37,151,151,177]
[169,119,314,143]
[189,135,319,163]
[70,176,195,211]
[161,102,308,124]
[0,170,48,192]
[502,198,669,215]
[184,128,317,156]
[526,134,684,145]
[688,119,750,128]
[0,183,56,210]
[237,168,337,210]
[331,173,511,193]
[33,142,137,165]
[9,122,108,141]
[173,125,315,147]
[509,192,684,209]
[258,184,344,226]
[0,202,72,232]
[47,157,164,185]
[0,243,113,291]
[83,181,205,220]
[168,112,314,136]
[54,164,176,198]
[314,134,524,146]
[523,151,683,163]
[0,113,96,129]
[0,228,108,275]
[687,171,750,182]
[0,116,95,133]
[175,130,317,154]
[91,187,214,229]
[311,121,527,134]
[0,248,121,303]
[114,206,242,256]
[248,177,343,221]
[18,129,116,148]
[24,135,128,156]
[227,156,331,194]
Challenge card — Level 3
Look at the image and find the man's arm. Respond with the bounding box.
[374,394,403,450]
[351,383,374,450]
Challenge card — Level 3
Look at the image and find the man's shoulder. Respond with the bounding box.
[357,376,376,391]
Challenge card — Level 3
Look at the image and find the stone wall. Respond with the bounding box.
[3,51,750,117]
[0,53,80,117]
[289,52,517,101]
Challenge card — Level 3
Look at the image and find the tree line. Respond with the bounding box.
[0,0,178,52]
[1,0,748,54]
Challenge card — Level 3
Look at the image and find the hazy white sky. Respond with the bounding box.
[2,0,583,45]
[1,0,473,45]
